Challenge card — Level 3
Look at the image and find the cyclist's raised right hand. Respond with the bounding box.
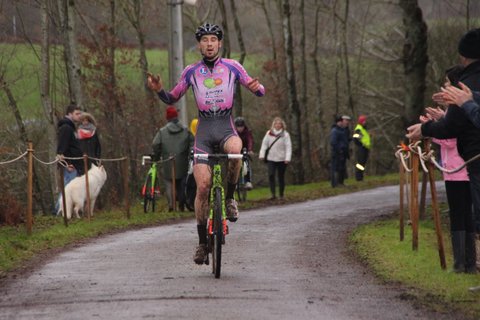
[147,72,163,92]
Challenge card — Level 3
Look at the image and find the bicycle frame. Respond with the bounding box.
[141,156,158,199]
[194,152,244,278]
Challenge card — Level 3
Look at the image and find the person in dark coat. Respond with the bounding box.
[57,104,84,179]
[152,106,194,212]
[55,104,83,214]
[234,116,254,189]
[407,28,480,273]
[77,112,101,166]
[330,115,349,188]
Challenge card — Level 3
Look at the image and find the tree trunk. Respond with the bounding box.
[216,0,230,58]
[311,2,328,175]
[40,0,58,213]
[123,0,158,132]
[230,0,245,117]
[261,0,277,61]
[57,0,84,108]
[2,78,49,215]
[399,0,428,126]
[298,0,312,180]
[342,0,355,116]
[281,0,304,184]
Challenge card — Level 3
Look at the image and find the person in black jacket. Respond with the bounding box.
[407,28,480,273]
[57,104,84,179]
[55,104,84,214]
[330,115,349,188]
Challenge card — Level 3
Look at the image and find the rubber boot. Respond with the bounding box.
[451,231,466,273]
[465,232,477,274]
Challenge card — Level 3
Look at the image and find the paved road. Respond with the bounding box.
[0,184,458,320]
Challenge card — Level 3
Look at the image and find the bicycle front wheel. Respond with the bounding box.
[212,187,223,278]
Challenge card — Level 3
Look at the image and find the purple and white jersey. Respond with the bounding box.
[158,58,265,118]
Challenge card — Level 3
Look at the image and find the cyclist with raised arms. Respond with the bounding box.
[147,23,265,265]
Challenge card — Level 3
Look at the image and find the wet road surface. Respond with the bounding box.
[0,184,458,319]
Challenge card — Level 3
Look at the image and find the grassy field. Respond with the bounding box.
[0,43,265,120]
[350,216,480,318]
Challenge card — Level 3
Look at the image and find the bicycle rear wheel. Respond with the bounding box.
[143,176,157,213]
[211,187,223,278]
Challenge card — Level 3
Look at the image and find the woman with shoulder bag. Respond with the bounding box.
[259,117,292,200]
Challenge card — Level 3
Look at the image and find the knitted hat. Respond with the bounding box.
[458,28,480,59]
[166,106,178,120]
[358,115,367,126]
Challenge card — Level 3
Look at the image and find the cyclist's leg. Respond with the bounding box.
[224,135,242,198]
[224,135,242,221]
[193,163,211,264]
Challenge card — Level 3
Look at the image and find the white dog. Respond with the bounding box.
[58,164,107,219]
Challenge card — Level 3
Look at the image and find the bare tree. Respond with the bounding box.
[216,0,230,58]
[230,0,246,116]
[399,0,428,125]
[281,0,304,184]
[311,1,328,173]
[298,0,312,178]
[56,0,85,107]
[40,0,58,211]
[341,0,355,116]
[121,0,158,132]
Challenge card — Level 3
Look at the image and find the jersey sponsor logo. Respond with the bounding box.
[213,67,224,74]
[205,98,226,105]
[199,67,208,75]
[203,78,223,89]
[205,89,223,99]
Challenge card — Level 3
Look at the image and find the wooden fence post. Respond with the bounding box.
[410,141,420,251]
[123,158,130,219]
[83,154,91,221]
[399,160,405,241]
[424,139,447,269]
[171,157,176,211]
[26,141,33,235]
[419,172,428,219]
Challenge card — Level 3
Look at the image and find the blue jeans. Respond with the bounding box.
[54,167,78,215]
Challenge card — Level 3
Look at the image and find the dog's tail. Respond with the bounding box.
[56,195,63,216]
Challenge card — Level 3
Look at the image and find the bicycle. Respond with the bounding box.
[194,150,245,278]
[236,149,251,202]
[141,155,160,213]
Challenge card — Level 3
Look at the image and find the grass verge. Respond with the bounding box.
[350,216,480,319]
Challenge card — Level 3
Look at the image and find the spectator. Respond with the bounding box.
[234,116,254,190]
[353,115,371,181]
[77,112,101,166]
[407,28,480,273]
[55,104,84,214]
[152,106,194,212]
[330,115,349,187]
[259,117,292,200]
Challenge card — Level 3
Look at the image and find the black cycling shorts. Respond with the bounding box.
[194,115,238,165]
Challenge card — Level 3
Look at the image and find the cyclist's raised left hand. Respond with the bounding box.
[147,72,163,92]
[247,77,261,93]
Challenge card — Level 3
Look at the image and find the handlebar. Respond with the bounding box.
[142,155,151,166]
[193,153,245,160]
